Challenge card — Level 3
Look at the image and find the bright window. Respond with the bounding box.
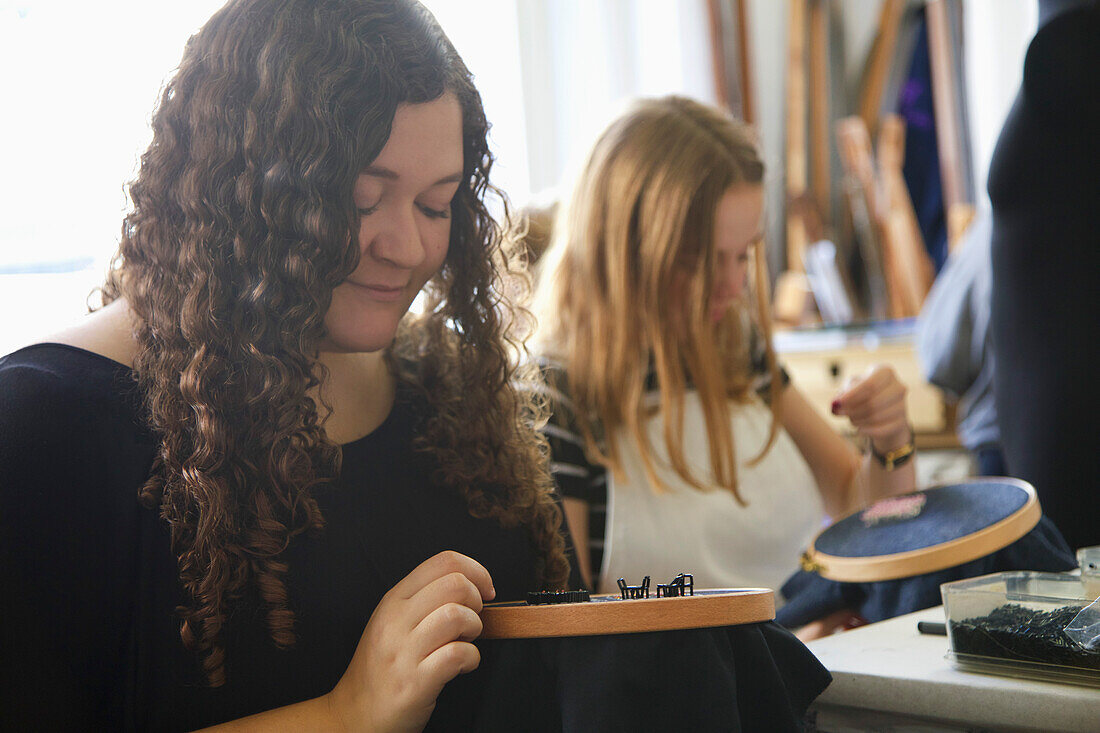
[0,1,228,353]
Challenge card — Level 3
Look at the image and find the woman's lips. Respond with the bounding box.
[347,281,406,302]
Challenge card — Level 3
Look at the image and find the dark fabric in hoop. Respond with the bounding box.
[776,515,1076,630]
[471,622,831,732]
[813,481,1029,558]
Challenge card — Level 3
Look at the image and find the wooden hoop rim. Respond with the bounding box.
[806,477,1041,582]
[480,588,775,640]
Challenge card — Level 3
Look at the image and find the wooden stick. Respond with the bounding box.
[706,1,754,124]
[836,116,907,319]
[840,174,888,320]
[785,0,808,272]
[878,114,935,314]
[808,0,831,230]
[735,0,755,125]
[836,117,879,221]
[705,0,731,110]
[857,0,906,137]
[947,203,976,252]
[926,0,972,250]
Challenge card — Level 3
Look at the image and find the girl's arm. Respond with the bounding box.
[777,365,916,519]
[537,368,600,591]
[563,497,594,590]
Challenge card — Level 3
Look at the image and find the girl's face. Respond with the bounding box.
[322,93,464,353]
[706,183,764,324]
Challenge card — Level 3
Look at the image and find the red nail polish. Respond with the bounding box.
[830,400,841,415]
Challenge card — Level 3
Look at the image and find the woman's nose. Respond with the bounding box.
[366,209,425,269]
[715,263,744,300]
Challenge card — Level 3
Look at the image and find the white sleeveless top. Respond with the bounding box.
[597,391,824,599]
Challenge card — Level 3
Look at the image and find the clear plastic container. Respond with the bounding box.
[1078,545,1100,577]
[940,571,1100,687]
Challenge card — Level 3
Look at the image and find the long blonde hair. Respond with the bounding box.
[532,95,781,502]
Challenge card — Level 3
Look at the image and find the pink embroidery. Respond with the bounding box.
[861,493,927,526]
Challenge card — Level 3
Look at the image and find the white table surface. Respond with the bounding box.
[806,606,1100,732]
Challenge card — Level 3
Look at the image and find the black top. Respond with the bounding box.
[987,0,1100,551]
[0,344,540,731]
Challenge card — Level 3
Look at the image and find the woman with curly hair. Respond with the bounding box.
[532,97,915,606]
[0,0,569,729]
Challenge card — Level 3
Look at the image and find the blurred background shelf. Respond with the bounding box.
[775,318,953,439]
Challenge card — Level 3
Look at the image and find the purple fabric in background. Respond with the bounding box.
[898,11,949,273]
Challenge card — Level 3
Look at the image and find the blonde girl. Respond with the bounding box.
[533,96,915,597]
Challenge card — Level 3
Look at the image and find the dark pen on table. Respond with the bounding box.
[917,620,946,636]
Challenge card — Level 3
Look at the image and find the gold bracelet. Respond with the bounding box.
[870,428,915,471]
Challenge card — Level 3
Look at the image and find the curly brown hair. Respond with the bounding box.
[100,0,568,686]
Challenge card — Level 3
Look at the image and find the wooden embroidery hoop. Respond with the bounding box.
[480,588,775,640]
[801,477,1041,583]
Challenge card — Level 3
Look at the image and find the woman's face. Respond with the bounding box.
[322,93,464,353]
[706,183,764,324]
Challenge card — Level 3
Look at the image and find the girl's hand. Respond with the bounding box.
[326,551,495,733]
[794,608,868,642]
[831,364,911,454]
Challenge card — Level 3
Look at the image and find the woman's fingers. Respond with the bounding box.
[831,365,913,453]
[389,550,495,604]
[382,587,483,718]
[405,571,486,635]
[374,553,490,668]
[419,641,482,693]
[387,554,490,677]
[842,388,906,426]
[412,602,484,662]
[833,365,892,405]
[833,366,906,421]
[329,552,496,733]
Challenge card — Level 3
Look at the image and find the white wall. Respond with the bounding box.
[0,1,228,355]
[962,0,1036,212]
[514,0,715,202]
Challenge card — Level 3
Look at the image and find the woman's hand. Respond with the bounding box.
[831,364,911,455]
[326,550,496,733]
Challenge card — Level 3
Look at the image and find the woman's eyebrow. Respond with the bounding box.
[431,172,464,186]
[363,166,464,187]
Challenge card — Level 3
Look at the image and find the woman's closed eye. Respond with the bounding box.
[355,201,450,219]
[417,202,451,220]
[716,251,749,268]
